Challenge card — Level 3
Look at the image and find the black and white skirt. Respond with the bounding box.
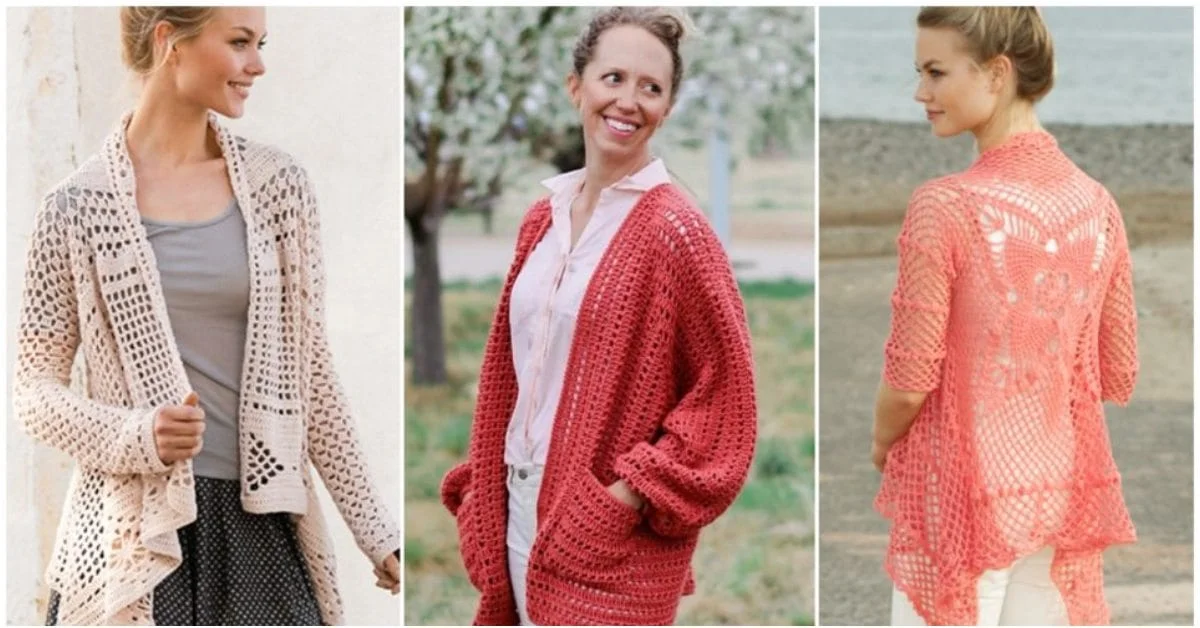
[46,476,322,626]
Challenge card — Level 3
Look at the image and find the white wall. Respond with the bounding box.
[6,8,401,625]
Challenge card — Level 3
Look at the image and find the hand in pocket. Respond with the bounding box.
[605,478,644,510]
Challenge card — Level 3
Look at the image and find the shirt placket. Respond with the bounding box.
[520,192,577,462]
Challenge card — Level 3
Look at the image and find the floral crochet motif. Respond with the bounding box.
[878,131,1139,625]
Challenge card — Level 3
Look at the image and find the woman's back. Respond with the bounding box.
[878,130,1138,624]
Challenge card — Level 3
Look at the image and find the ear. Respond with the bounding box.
[987,54,1013,94]
[152,20,177,65]
[565,71,582,110]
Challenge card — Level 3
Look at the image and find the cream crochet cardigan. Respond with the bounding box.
[13,112,399,625]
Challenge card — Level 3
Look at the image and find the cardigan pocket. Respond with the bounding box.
[535,470,641,589]
[454,492,487,591]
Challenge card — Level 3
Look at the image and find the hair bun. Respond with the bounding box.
[917,6,1056,103]
[572,7,694,102]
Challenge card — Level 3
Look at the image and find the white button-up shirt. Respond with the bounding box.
[504,158,672,465]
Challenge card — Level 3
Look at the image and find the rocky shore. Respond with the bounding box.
[819,119,1193,258]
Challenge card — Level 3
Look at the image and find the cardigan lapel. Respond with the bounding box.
[96,112,192,411]
[95,112,266,411]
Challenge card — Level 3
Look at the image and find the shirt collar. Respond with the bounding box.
[539,157,671,199]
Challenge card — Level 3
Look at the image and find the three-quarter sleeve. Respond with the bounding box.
[882,181,958,392]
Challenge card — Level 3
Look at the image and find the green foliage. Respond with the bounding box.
[435,412,473,457]
[405,537,428,567]
[739,278,814,300]
[756,437,805,478]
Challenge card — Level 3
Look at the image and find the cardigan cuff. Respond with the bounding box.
[364,529,403,567]
[130,406,170,475]
[613,443,702,539]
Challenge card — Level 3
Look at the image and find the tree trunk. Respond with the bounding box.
[482,208,493,235]
[407,217,447,385]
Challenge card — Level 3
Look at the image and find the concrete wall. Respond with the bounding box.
[6,8,401,625]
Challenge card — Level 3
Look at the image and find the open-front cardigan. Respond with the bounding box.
[14,112,400,625]
[877,131,1138,625]
[441,183,758,626]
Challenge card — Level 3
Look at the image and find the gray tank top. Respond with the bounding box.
[143,200,249,480]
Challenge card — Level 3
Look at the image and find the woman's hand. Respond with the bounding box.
[606,479,644,510]
[373,552,400,595]
[872,380,927,473]
[871,439,890,473]
[154,391,205,465]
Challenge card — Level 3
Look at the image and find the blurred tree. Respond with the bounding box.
[405,7,813,384]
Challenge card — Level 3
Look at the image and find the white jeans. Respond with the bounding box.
[891,547,1069,626]
[507,463,543,626]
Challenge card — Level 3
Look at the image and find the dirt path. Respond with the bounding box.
[817,242,1194,625]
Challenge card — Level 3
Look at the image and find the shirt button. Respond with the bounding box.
[518,469,528,480]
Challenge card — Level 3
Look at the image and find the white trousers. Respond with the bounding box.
[506,463,543,627]
[891,547,1069,626]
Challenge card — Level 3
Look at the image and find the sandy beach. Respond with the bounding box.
[818,119,1194,625]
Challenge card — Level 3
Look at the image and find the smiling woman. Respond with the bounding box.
[438,6,759,626]
[11,6,400,625]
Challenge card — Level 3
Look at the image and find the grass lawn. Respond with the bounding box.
[404,278,815,625]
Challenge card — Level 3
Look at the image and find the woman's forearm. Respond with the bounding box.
[873,380,928,447]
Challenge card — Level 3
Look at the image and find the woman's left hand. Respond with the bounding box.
[374,553,400,595]
[606,479,645,510]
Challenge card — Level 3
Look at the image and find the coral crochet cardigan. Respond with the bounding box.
[13,112,400,625]
[441,184,757,625]
[877,131,1138,625]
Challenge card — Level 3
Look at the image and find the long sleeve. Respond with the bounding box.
[13,192,170,476]
[613,211,758,539]
[1098,202,1138,405]
[297,170,401,565]
[882,182,957,393]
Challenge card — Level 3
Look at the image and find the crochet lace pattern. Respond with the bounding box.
[14,112,400,625]
[441,184,757,625]
[877,131,1139,625]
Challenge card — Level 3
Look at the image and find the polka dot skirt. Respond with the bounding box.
[46,476,322,626]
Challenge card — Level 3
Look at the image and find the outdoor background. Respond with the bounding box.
[6,8,401,625]
[404,7,815,625]
[818,7,1194,626]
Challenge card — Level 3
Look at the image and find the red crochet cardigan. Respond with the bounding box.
[441,183,757,625]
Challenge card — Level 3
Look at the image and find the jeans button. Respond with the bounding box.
[518,469,528,480]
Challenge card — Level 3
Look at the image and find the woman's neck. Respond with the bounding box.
[126,83,217,169]
[972,99,1044,154]
[578,150,653,207]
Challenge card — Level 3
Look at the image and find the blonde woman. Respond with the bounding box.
[872,7,1138,626]
[16,7,399,625]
